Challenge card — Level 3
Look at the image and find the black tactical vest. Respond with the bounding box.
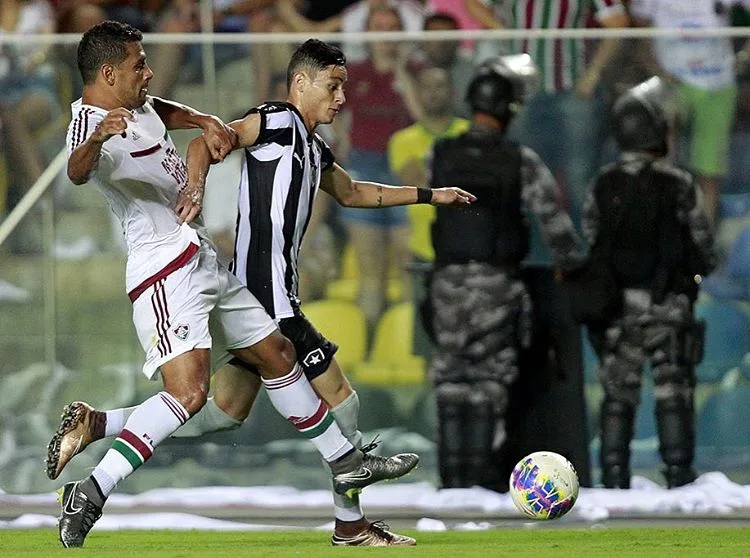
[594,164,694,296]
[430,131,526,268]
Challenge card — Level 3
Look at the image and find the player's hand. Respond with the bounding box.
[175,184,204,224]
[91,108,134,143]
[200,115,237,163]
[431,187,476,206]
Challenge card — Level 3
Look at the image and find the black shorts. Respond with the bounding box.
[230,310,339,381]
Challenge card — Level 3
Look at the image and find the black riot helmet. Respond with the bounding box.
[465,54,539,125]
[611,76,672,155]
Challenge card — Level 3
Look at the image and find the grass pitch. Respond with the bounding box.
[2,527,750,557]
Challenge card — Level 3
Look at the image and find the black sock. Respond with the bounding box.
[79,476,106,507]
[330,447,363,475]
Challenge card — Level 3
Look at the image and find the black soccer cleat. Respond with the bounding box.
[57,481,103,548]
[333,441,419,498]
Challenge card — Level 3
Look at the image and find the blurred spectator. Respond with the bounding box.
[0,0,60,249]
[416,12,477,118]
[334,6,416,332]
[597,1,662,165]
[462,0,507,63]
[428,0,481,31]
[465,0,630,242]
[277,0,426,61]
[578,77,715,489]
[463,0,502,30]
[295,0,359,20]
[142,0,277,100]
[630,0,750,225]
[54,0,150,30]
[388,66,470,264]
[55,3,107,99]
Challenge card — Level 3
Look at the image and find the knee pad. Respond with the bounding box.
[655,396,695,468]
[599,398,635,487]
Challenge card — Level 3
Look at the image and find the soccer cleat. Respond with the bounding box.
[46,401,105,480]
[331,521,417,546]
[333,441,419,498]
[57,481,103,548]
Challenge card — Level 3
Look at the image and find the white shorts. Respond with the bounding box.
[131,241,277,379]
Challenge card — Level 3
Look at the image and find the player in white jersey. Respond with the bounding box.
[48,38,472,547]
[53,22,418,549]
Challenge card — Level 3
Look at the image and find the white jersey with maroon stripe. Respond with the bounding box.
[66,97,208,294]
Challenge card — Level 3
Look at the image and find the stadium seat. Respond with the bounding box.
[696,385,750,468]
[325,242,404,302]
[353,302,426,385]
[300,299,367,372]
[740,354,750,383]
[727,227,750,279]
[695,298,750,382]
[719,193,750,219]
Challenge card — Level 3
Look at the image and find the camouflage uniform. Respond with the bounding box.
[430,143,584,490]
[583,152,715,489]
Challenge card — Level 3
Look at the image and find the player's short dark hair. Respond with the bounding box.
[77,20,143,85]
[424,12,459,30]
[287,39,346,90]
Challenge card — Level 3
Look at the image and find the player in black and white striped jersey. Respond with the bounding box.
[184,38,474,546]
[229,100,336,319]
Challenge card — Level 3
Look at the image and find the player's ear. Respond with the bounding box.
[101,63,116,86]
[294,71,307,93]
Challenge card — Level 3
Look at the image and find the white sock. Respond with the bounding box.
[91,391,189,497]
[262,364,352,461]
[105,406,136,437]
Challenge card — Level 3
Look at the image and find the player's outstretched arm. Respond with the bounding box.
[179,113,262,224]
[151,96,237,163]
[68,108,133,185]
[320,163,476,208]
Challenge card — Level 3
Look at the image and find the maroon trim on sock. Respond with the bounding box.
[119,429,153,461]
[263,365,303,390]
[159,392,188,424]
[291,401,328,430]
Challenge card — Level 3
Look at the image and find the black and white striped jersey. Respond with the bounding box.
[231,102,335,320]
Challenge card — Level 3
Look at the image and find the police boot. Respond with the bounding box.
[464,388,499,491]
[436,383,470,488]
[656,396,697,489]
[599,398,635,489]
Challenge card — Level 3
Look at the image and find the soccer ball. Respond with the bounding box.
[509,451,579,520]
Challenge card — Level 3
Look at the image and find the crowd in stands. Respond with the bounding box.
[2,0,750,315]
[2,0,750,495]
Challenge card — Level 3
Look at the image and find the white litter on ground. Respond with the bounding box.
[2,472,749,531]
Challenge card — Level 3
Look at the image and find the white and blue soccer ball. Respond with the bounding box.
[509,451,579,520]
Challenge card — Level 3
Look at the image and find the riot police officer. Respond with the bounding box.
[582,77,716,489]
[426,55,585,490]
